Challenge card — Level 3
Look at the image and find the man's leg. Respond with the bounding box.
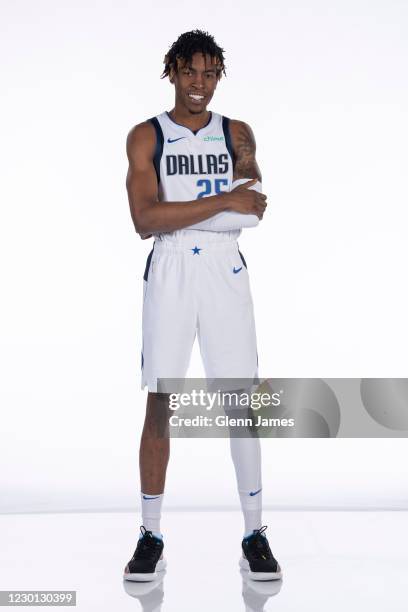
[228,417,263,538]
[123,391,171,581]
[125,243,197,581]
[123,392,171,581]
[197,245,261,537]
[139,392,171,537]
[197,244,282,579]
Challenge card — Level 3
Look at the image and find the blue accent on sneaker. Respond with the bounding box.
[244,528,267,541]
[138,532,163,541]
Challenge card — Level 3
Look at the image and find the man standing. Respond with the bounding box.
[124,30,282,583]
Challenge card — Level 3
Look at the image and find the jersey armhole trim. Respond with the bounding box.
[148,117,164,185]
[222,116,236,170]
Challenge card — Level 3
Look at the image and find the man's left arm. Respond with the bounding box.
[185,120,263,231]
[230,119,262,182]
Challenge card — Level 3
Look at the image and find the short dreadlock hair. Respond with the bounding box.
[161,29,226,80]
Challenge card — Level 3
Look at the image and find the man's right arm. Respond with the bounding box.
[127,122,229,236]
[126,122,266,236]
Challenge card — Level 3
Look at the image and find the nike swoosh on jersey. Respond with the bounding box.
[233,266,243,274]
[167,137,186,143]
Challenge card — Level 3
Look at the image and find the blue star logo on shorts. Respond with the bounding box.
[191,246,202,255]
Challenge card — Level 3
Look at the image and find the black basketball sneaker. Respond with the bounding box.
[123,526,166,582]
[239,526,282,581]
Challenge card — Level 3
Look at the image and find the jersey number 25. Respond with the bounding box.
[196,178,229,199]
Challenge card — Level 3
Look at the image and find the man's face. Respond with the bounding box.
[170,52,220,114]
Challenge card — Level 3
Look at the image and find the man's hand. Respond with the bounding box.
[225,178,267,220]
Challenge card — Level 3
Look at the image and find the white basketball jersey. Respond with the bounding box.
[149,111,240,242]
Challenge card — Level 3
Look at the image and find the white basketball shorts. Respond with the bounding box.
[140,231,259,392]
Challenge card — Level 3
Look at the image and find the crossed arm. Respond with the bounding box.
[184,121,263,232]
[126,120,265,238]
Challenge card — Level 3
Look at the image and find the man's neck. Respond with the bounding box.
[167,107,211,132]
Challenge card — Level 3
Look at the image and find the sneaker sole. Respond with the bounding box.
[239,557,282,581]
[123,558,167,582]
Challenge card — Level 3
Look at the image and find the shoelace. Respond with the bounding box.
[132,526,162,561]
[246,525,272,560]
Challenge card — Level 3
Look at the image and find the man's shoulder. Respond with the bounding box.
[228,118,253,134]
[228,118,249,127]
[126,120,156,157]
[127,120,156,142]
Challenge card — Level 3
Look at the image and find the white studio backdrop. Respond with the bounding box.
[0,0,407,513]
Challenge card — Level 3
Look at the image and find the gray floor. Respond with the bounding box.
[1,510,407,611]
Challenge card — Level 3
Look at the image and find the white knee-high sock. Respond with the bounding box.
[229,435,263,537]
[141,492,164,538]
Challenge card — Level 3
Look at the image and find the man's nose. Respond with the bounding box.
[192,74,204,88]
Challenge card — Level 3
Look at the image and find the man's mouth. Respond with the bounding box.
[188,93,205,102]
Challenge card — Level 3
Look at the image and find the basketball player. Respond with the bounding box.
[123,30,282,583]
